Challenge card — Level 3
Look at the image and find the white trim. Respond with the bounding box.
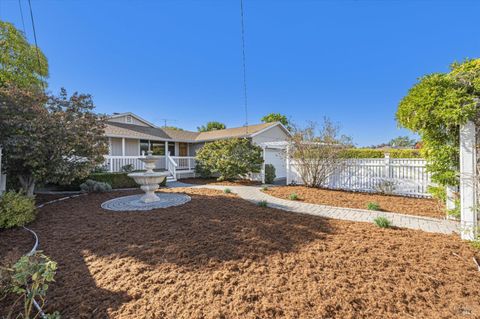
[108,112,158,128]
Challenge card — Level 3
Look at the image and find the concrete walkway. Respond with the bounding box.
[168,182,460,235]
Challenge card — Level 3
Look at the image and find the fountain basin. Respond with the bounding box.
[128,171,169,203]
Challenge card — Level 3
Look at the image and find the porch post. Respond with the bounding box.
[460,121,477,240]
[165,141,168,168]
[121,138,126,156]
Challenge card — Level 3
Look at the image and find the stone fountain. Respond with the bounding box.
[101,151,191,211]
[127,151,169,203]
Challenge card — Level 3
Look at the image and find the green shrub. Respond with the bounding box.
[367,202,381,211]
[427,185,447,202]
[0,191,36,229]
[447,199,461,219]
[80,179,112,193]
[195,138,263,181]
[257,200,268,207]
[373,216,392,228]
[88,172,137,189]
[289,193,299,200]
[264,164,276,184]
[470,240,480,250]
[224,188,232,194]
[121,164,134,173]
[5,252,60,319]
[195,162,213,179]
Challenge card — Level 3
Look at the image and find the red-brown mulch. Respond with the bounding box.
[180,178,261,186]
[264,186,445,219]
[1,188,479,319]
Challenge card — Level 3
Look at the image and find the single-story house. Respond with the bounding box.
[104,112,290,181]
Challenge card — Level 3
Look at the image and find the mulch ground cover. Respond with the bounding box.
[264,185,445,219]
[1,188,479,319]
[180,178,261,186]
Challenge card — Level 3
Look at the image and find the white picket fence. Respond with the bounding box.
[287,156,431,197]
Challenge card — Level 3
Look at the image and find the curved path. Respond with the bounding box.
[168,182,459,235]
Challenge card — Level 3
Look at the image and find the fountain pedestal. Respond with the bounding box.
[128,151,169,203]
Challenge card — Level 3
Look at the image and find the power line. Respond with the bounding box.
[240,0,249,134]
[27,0,44,89]
[18,0,27,35]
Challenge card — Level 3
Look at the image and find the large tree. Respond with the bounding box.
[0,86,108,195]
[388,136,416,148]
[261,113,292,131]
[396,59,480,187]
[195,138,263,181]
[197,121,226,132]
[0,21,48,89]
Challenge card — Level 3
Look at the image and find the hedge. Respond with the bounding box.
[88,172,138,189]
[339,148,421,159]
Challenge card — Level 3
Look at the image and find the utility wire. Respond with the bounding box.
[240,0,249,134]
[18,0,27,35]
[27,0,44,89]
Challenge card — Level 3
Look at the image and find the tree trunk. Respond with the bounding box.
[18,175,35,197]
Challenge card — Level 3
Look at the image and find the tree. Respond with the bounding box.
[388,136,416,148]
[261,113,292,131]
[0,21,48,90]
[195,138,263,181]
[396,59,480,187]
[0,86,108,195]
[163,126,184,131]
[197,121,226,132]
[289,118,352,188]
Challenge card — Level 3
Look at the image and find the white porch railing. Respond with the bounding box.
[166,153,177,181]
[104,155,166,172]
[171,156,196,170]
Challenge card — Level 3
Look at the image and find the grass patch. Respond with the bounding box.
[367,202,381,211]
[373,216,392,228]
[257,200,268,207]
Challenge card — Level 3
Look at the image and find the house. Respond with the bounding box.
[104,112,291,181]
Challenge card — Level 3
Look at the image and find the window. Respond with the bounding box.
[140,140,149,155]
[151,141,165,156]
[168,142,175,156]
[126,115,132,123]
[179,143,188,156]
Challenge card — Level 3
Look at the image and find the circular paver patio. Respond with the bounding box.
[101,192,191,211]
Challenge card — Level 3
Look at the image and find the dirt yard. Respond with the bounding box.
[179,178,261,186]
[1,188,478,319]
[264,186,445,219]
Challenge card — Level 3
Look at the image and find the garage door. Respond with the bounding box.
[264,148,286,179]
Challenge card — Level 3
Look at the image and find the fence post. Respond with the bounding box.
[384,153,391,179]
[460,121,477,240]
[261,146,266,184]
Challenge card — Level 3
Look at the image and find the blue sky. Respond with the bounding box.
[1,0,479,146]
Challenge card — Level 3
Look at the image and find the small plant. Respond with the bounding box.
[224,188,232,194]
[447,199,461,219]
[367,202,381,211]
[80,179,112,193]
[264,164,276,184]
[121,164,134,173]
[373,216,392,228]
[3,252,60,319]
[289,193,299,200]
[470,240,480,250]
[0,191,36,229]
[257,200,268,207]
[261,186,269,191]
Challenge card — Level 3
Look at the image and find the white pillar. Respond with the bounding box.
[121,138,126,156]
[286,144,291,185]
[460,121,477,240]
[165,141,169,168]
[262,146,266,184]
[446,185,456,210]
[384,153,391,179]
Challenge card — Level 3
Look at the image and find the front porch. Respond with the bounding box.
[104,137,197,180]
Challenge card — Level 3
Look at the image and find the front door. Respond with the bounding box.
[179,143,188,156]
